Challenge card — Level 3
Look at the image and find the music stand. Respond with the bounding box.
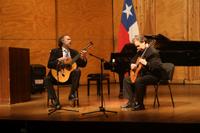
[48,67,79,115]
[81,53,117,117]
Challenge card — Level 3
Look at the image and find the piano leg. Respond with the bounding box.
[118,72,125,99]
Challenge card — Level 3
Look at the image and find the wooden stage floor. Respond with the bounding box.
[0,83,200,132]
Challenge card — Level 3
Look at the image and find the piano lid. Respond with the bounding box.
[145,34,200,66]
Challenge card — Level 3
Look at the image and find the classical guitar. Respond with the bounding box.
[130,40,155,83]
[51,42,93,83]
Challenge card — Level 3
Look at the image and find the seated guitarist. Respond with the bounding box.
[44,35,87,109]
[121,35,164,111]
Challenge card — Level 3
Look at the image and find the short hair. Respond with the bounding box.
[133,35,147,43]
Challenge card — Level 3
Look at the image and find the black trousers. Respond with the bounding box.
[123,77,135,104]
[123,74,159,105]
[44,68,81,101]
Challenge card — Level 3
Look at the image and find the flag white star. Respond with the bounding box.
[122,4,133,19]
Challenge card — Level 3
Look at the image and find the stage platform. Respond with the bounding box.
[0,83,200,132]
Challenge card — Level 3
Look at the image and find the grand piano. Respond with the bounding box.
[149,34,200,66]
[104,34,200,98]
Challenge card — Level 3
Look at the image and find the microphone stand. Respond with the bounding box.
[48,64,79,115]
[81,53,117,117]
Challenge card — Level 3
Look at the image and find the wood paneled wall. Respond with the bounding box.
[0,0,200,84]
[0,0,56,73]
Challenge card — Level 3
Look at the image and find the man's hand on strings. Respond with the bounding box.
[80,49,87,60]
[138,58,147,66]
[130,63,137,70]
[57,57,70,62]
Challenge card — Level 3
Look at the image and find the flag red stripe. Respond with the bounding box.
[117,24,130,52]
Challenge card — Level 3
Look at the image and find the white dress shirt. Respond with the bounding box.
[62,47,71,58]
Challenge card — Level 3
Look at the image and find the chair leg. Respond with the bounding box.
[107,79,110,95]
[168,84,175,108]
[47,93,50,107]
[97,80,100,96]
[87,79,90,96]
[76,90,79,107]
[153,84,160,108]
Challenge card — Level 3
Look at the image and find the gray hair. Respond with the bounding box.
[132,35,147,43]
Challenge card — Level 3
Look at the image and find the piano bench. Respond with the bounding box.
[87,73,110,96]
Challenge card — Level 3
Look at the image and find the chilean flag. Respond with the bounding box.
[117,0,139,52]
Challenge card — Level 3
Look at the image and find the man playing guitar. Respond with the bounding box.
[121,35,164,111]
[44,35,89,109]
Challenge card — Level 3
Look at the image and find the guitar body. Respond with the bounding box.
[130,63,143,83]
[51,63,77,83]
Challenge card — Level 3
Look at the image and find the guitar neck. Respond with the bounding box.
[70,42,93,65]
[70,54,80,65]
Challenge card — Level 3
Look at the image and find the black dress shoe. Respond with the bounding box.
[55,104,61,109]
[132,103,145,111]
[121,101,132,108]
[68,94,78,101]
[51,99,61,109]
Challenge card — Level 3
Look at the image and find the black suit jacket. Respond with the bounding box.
[131,46,163,78]
[47,47,87,70]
